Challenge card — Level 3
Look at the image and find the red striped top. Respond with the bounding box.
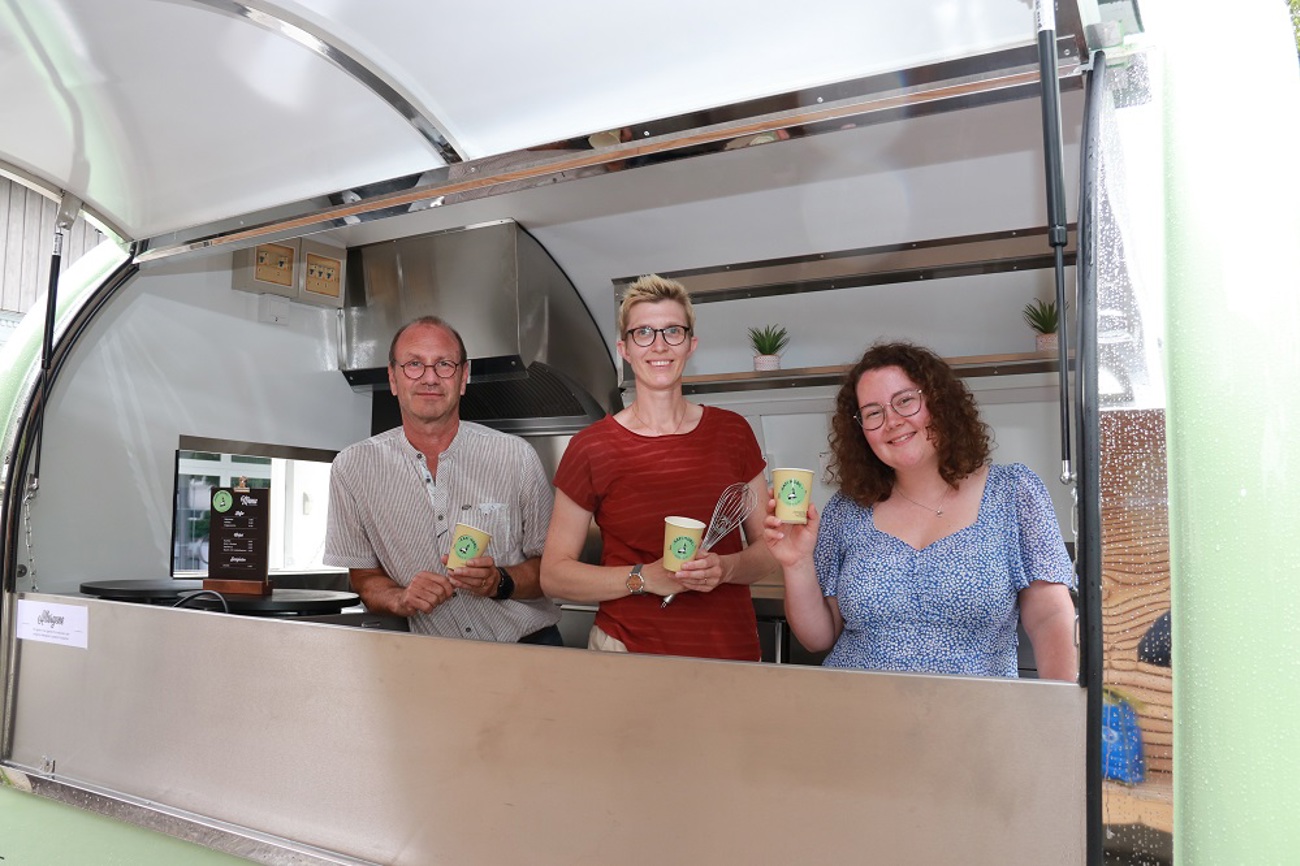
[554,406,765,660]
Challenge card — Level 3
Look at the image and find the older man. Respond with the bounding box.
[324,315,562,644]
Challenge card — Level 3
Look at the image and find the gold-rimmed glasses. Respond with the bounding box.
[855,388,923,430]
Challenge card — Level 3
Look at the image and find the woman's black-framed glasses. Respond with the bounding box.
[855,388,924,430]
[624,325,691,347]
[398,359,462,380]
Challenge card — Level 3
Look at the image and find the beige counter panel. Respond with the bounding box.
[9,594,1085,865]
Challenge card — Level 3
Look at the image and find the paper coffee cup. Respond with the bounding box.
[446,522,491,570]
[662,516,706,572]
[772,468,814,524]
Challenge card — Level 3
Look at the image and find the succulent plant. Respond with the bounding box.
[1022,299,1062,334]
[747,324,790,356]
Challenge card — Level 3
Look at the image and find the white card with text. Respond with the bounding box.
[16,599,89,649]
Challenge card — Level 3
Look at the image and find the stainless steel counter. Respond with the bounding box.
[7,592,1087,865]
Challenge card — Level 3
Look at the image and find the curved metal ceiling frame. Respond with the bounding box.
[189,0,464,165]
[137,42,1084,265]
[0,162,128,245]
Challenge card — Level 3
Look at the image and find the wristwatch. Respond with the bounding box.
[625,563,646,596]
[492,567,515,601]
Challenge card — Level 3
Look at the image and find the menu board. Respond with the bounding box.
[205,486,270,595]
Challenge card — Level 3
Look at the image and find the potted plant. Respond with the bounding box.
[748,324,789,371]
[1022,299,1062,353]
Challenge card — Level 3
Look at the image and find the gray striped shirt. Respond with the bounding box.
[324,423,560,641]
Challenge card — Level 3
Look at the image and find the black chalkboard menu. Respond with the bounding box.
[204,485,271,595]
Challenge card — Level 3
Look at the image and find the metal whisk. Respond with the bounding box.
[661,481,758,608]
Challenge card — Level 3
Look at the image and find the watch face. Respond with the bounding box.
[626,572,645,594]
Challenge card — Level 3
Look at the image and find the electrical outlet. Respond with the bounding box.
[257,293,291,326]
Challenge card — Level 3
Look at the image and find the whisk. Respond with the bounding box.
[661,481,758,608]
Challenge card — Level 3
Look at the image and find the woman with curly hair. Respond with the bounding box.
[764,341,1077,680]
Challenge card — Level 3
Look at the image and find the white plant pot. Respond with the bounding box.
[1035,332,1058,354]
[753,354,781,372]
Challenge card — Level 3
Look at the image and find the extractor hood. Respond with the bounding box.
[340,220,617,435]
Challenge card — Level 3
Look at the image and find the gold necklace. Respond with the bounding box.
[894,485,950,517]
[630,403,688,436]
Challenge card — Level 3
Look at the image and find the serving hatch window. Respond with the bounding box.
[170,436,339,577]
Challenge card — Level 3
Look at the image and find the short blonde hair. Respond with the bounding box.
[616,274,696,336]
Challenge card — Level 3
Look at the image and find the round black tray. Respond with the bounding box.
[80,580,359,616]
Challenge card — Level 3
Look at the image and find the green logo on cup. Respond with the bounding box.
[454,534,481,560]
[212,490,233,513]
[671,535,698,560]
[779,478,808,505]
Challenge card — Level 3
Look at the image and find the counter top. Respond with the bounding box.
[79,579,359,616]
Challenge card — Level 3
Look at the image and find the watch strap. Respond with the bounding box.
[625,563,646,595]
[492,567,515,601]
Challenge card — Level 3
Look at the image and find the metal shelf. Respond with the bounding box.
[616,226,1077,306]
[615,227,1076,399]
[673,351,1065,396]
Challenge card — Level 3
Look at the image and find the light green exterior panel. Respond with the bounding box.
[1159,0,1300,862]
[0,785,248,864]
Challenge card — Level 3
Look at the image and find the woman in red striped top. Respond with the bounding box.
[541,275,779,660]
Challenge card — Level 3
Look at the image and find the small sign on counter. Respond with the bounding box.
[16,599,88,649]
[205,482,270,596]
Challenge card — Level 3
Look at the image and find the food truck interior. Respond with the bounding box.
[0,1,1204,863]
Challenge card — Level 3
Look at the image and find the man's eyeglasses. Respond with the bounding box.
[624,325,691,347]
[398,359,463,380]
[855,388,924,430]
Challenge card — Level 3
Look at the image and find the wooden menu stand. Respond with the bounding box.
[202,578,270,596]
[204,478,271,597]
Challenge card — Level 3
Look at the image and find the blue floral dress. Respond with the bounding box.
[814,463,1074,677]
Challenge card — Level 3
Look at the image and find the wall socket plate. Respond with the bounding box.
[257,293,291,326]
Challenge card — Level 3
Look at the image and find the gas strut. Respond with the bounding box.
[31,192,82,487]
[1035,0,1074,485]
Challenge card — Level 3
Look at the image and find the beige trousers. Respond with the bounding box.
[587,624,629,653]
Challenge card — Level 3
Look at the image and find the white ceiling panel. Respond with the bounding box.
[0,0,441,239]
[283,0,1041,156]
[1,0,1050,242]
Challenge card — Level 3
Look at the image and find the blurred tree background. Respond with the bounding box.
[1292,0,1300,53]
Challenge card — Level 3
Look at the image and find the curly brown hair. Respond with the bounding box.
[828,341,991,507]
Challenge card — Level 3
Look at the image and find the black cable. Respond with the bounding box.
[173,590,229,614]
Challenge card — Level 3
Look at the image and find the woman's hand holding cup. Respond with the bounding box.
[764,491,819,568]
